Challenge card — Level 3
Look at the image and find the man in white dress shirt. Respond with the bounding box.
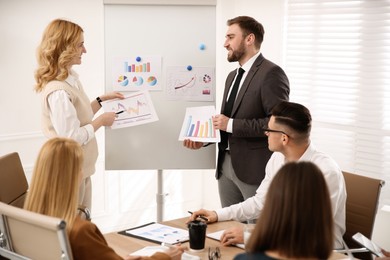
[188,101,346,249]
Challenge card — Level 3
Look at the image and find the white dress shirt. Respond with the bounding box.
[226,51,261,133]
[47,70,95,145]
[215,142,346,249]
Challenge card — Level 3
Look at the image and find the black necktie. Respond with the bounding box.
[220,68,245,150]
[224,68,245,117]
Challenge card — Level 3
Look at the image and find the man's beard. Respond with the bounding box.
[227,42,245,62]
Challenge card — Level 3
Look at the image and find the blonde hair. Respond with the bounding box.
[24,137,83,231]
[34,19,84,92]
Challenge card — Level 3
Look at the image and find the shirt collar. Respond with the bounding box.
[298,141,316,161]
[65,69,79,88]
[240,51,261,73]
[280,141,314,164]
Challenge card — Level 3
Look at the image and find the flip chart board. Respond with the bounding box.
[104,2,216,170]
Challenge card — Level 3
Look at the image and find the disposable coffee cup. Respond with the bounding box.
[187,220,207,251]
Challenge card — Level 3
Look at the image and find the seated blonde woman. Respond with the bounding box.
[24,137,185,260]
[234,161,334,260]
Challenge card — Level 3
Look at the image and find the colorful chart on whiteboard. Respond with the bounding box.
[101,90,159,129]
[111,56,162,91]
[165,66,215,101]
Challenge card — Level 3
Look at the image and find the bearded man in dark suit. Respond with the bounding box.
[184,16,290,207]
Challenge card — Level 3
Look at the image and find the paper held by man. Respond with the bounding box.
[178,105,220,143]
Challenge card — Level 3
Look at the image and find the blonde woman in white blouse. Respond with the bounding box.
[34,18,124,210]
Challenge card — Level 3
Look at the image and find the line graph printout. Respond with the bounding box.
[166,66,215,101]
[179,106,220,143]
[101,90,158,129]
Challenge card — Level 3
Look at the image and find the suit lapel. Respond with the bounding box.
[221,72,236,113]
[231,54,265,116]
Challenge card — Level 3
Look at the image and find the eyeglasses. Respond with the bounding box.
[208,247,221,260]
[262,128,289,137]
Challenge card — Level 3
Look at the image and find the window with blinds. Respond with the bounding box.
[285,0,390,206]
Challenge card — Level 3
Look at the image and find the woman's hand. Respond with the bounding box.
[100,91,125,101]
[92,112,116,131]
[163,244,187,260]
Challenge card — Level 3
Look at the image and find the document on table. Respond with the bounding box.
[130,246,200,260]
[207,230,245,249]
[124,222,189,245]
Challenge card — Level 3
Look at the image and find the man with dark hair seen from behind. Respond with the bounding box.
[183,16,290,207]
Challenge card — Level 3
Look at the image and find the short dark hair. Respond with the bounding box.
[246,161,334,259]
[271,101,312,136]
[227,16,264,49]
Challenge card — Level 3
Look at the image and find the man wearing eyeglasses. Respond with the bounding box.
[183,16,290,209]
[188,101,347,249]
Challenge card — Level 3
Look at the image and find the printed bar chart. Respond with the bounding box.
[179,106,220,142]
[185,116,216,138]
[124,61,151,73]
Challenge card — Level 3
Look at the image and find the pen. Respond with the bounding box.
[115,110,125,115]
[188,211,209,221]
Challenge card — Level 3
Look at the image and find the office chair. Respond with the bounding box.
[0,152,91,221]
[0,153,28,208]
[340,171,385,260]
[0,201,73,260]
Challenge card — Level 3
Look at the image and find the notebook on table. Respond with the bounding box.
[207,229,245,249]
[119,222,189,245]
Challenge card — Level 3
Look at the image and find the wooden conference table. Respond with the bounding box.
[104,217,349,259]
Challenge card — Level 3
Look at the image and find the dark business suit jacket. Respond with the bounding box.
[217,54,290,185]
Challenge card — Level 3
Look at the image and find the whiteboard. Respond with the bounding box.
[104,3,216,170]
